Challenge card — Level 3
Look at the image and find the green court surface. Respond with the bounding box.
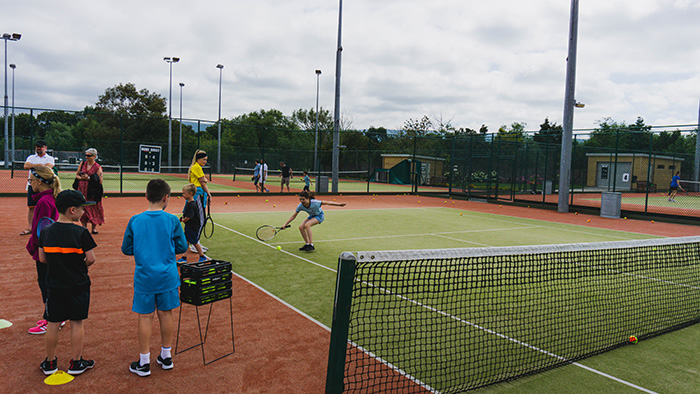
[199,206,700,393]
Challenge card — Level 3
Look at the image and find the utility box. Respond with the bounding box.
[316,176,329,193]
[600,192,622,219]
[544,180,553,195]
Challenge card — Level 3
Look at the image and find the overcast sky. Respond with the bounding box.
[3,0,700,132]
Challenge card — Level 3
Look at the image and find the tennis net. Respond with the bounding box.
[232,167,369,182]
[326,237,700,393]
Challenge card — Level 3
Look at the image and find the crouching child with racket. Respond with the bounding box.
[121,179,188,376]
[38,190,97,376]
[282,190,346,251]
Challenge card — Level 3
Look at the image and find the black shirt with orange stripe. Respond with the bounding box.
[38,222,97,290]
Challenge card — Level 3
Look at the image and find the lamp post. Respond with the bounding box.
[3,32,21,169]
[314,70,322,176]
[10,63,15,165]
[216,64,224,173]
[164,56,180,169]
[179,82,184,168]
[332,1,343,193]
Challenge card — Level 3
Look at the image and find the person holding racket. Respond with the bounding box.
[38,190,97,376]
[25,166,61,335]
[282,190,346,251]
[187,150,211,253]
[669,171,684,202]
[177,184,208,264]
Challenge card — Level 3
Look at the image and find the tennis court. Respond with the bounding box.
[4,194,700,393]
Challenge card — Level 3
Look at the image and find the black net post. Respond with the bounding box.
[325,252,357,394]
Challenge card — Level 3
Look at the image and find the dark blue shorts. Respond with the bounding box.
[27,185,37,207]
[185,226,201,245]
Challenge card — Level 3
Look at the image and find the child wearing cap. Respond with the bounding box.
[38,190,98,376]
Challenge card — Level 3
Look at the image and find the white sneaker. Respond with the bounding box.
[190,245,197,252]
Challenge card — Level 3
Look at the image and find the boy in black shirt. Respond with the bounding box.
[38,190,97,376]
[177,184,208,263]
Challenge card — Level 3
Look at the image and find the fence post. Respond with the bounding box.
[325,252,357,394]
[645,132,653,213]
[119,115,124,194]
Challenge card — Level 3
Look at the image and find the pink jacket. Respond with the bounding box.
[26,189,58,261]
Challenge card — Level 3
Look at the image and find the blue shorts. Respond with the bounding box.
[184,226,200,245]
[132,288,180,314]
[27,185,37,207]
[307,213,324,224]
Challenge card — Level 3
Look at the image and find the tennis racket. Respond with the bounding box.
[202,199,215,239]
[256,225,290,241]
[36,217,55,238]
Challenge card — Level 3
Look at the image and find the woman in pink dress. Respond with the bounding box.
[74,148,104,234]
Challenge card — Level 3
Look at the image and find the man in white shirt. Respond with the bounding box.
[21,141,55,235]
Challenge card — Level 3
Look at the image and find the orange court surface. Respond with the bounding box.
[2,193,700,393]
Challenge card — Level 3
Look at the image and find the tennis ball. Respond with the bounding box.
[273,204,276,207]
[629,335,638,344]
[237,194,240,197]
[177,196,180,199]
[624,217,627,220]
[418,201,421,203]
[651,220,655,224]
[224,202,228,205]
[587,219,590,223]
[575,212,578,215]
[499,205,502,208]
[265,199,268,202]
[459,213,463,216]
[372,198,375,201]
[276,246,282,251]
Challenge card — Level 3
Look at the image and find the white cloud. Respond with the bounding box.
[2,0,700,132]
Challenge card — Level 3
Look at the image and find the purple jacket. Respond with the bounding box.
[26,189,58,261]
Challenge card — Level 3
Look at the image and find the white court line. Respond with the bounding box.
[431,233,492,246]
[214,220,659,393]
[420,207,650,241]
[272,226,540,246]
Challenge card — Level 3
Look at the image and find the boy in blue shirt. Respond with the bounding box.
[282,190,345,251]
[121,179,188,376]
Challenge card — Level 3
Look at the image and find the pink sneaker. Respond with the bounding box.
[36,319,47,326]
[28,322,47,335]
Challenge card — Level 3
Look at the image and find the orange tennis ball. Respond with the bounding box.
[575,212,578,215]
[629,335,638,344]
[499,205,502,208]
[273,204,276,207]
[587,219,590,222]
[459,213,463,216]
[224,202,227,205]
[651,220,654,223]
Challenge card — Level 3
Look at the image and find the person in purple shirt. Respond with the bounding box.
[25,166,62,335]
[121,179,187,376]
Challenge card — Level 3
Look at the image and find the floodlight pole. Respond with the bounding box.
[3,32,21,169]
[694,98,700,189]
[217,64,224,173]
[557,0,579,213]
[10,63,16,165]
[331,0,343,193]
[179,82,184,168]
[164,56,180,170]
[314,69,322,175]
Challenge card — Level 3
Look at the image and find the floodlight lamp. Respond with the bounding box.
[9,64,15,69]
[164,57,170,61]
[172,57,180,62]
[216,64,224,69]
[12,33,21,40]
[179,82,184,87]
[2,33,10,38]
[315,69,322,75]
[574,101,585,108]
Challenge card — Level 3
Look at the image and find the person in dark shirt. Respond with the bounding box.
[38,190,97,376]
[177,183,208,263]
[279,161,293,193]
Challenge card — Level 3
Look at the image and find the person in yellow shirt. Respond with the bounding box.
[188,150,211,208]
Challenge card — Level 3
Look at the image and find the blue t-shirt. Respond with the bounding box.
[296,199,323,217]
[671,175,680,187]
[253,164,261,177]
[121,210,188,294]
[303,175,311,187]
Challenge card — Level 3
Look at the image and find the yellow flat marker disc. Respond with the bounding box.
[45,370,74,385]
[0,319,12,329]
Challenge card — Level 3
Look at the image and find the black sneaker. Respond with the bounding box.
[305,245,315,251]
[156,355,173,370]
[40,357,58,375]
[68,358,95,375]
[299,244,309,251]
[129,361,151,377]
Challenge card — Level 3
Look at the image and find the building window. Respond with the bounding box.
[657,164,665,169]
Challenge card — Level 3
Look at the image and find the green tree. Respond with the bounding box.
[291,107,333,131]
[497,122,526,141]
[533,117,562,144]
